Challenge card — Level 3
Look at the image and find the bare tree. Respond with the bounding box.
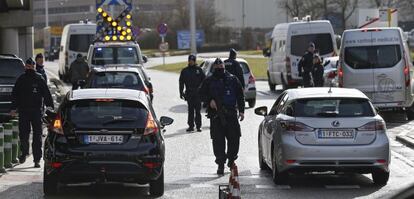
[331,0,359,30]
[280,0,326,20]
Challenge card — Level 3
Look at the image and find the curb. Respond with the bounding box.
[396,135,414,149]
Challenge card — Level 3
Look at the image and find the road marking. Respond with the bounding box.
[325,185,360,189]
[255,185,291,189]
[190,183,216,188]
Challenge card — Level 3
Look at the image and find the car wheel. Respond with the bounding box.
[268,72,276,91]
[258,134,269,170]
[149,168,164,196]
[43,167,59,195]
[372,170,389,186]
[248,99,256,108]
[272,148,288,185]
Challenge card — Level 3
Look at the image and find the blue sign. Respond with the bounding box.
[177,30,205,50]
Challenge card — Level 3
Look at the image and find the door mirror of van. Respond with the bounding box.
[262,48,271,57]
[142,55,148,63]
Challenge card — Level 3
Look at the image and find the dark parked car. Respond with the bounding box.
[0,54,25,121]
[43,89,173,196]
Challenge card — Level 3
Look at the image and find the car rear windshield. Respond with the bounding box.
[92,47,139,65]
[69,34,95,52]
[293,98,375,117]
[240,62,250,74]
[68,99,148,129]
[89,72,145,91]
[0,59,25,84]
[344,45,402,69]
[291,33,334,56]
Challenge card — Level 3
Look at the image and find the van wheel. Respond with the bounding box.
[149,168,164,196]
[372,170,389,186]
[267,72,276,91]
[248,99,256,108]
[43,168,59,196]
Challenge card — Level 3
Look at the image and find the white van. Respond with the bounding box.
[264,20,337,90]
[339,27,414,116]
[58,22,96,82]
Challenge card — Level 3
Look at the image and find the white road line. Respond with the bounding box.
[255,185,291,189]
[190,183,217,188]
[325,185,360,189]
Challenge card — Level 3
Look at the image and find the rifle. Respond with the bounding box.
[206,96,227,126]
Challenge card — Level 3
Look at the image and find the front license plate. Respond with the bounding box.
[84,135,123,144]
[318,129,355,139]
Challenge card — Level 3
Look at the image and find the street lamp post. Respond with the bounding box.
[189,0,197,55]
[45,0,49,27]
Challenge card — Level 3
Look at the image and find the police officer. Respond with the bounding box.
[298,42,316,87]
[179,55,205,132]
[199,58,245,175]
[10,58,54,168]
[312,55,324,87]
[224,48,245,89]
[35,53,47,82]
[69,54,89,90]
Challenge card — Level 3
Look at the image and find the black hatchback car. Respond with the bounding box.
[43,88,173,196]
[0,54,25,121]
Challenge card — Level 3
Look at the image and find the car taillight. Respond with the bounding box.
[338,66,343,87]
[327,71,336,79]
[404,64,410,87]
[144,113,158,135]
[144,162,161,169]
[52,114,64,135]
[357,120,386,131]
[283,121,314,132]
[248,75,255,84]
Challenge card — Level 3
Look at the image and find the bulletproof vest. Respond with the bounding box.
[222,78,237,107]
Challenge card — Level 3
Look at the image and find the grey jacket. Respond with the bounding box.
[69,58,90,83]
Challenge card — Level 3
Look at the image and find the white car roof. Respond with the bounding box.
[92,66,141,73]
[92,42,138,47]
[70,89,147,102]
[286,88,369,100]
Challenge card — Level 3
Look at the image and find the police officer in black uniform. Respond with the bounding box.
[224,48,245,89]
[179,55,205,132]
[35,53,47,82]
[312,54,324,87]
[199,58,245,175]
[298,42,316,87]
[10,58,54,168]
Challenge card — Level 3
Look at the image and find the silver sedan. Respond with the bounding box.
[255,87,390,185]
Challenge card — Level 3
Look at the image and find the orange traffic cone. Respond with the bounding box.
[231,165,241,199]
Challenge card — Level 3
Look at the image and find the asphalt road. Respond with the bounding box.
[1,60,414,199]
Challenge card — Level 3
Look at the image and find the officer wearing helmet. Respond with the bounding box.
[224,48,245,89]
[179,54,205,132]
[10,58,54,168]
[199,58,245,175]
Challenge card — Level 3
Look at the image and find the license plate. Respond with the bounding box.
[318,129,355,139]
[84,135,123,144]
[0,87,12,93]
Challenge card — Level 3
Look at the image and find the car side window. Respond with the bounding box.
[269,93,286,115]
[276,94,289,113]
[281,102,293,116]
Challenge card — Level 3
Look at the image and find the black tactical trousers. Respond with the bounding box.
[302,71,313,87]
[18,110,43,162]
[187,95,202,129]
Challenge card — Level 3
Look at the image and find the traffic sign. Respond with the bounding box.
[157,23,168,36]
[159,42,169,52]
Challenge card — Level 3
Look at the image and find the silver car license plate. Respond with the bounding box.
[0,87,12,92]
[318,129,355,139]
[85,135,123,144]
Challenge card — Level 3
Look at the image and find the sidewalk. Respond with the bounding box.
[396,130,414,149]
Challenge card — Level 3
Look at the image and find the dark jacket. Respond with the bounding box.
[199,71,245,114]
[11,69,54,112]
[36,64,47,82]
[69,58,89,83]
[224,58,245,88]
[179,65,205,98]
[298,51,314,73]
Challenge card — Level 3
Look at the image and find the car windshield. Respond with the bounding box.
[291,33,334,56]
[69,34,94,52]
[0,59,25,84]
[344,45,402,69]
[68,99,148,129]
[293,98,375,117]
[92,47,139,65]
[89,72,145,91]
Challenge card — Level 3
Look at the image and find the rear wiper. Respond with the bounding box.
[316,112,338,117]
[102,117,137,125]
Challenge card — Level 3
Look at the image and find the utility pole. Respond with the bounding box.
[190,0,197,55]
[45,0,49,27]
[242,0,245,28]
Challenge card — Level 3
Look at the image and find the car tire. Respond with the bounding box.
[43,168,59,196]
[149,168,164,196]
[268,72,276,91]
[248,99,256,108]
[272,149,288,185]
[372,170,389,186]
[258,134,269,170]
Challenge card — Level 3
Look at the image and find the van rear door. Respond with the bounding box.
[371,29,405,105]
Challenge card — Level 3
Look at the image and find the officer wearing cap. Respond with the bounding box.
[199,58,245,175]
[179,54,205,132]
[224,48,245,89]
[10,58,54,168]
[298,42,316,87]
[35,53,47,82]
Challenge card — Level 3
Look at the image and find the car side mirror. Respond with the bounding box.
[160,116,174,127]
[142,55,148,63]
[262,48,271,57]
[254,106,268,116]
[77,80,86,88]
